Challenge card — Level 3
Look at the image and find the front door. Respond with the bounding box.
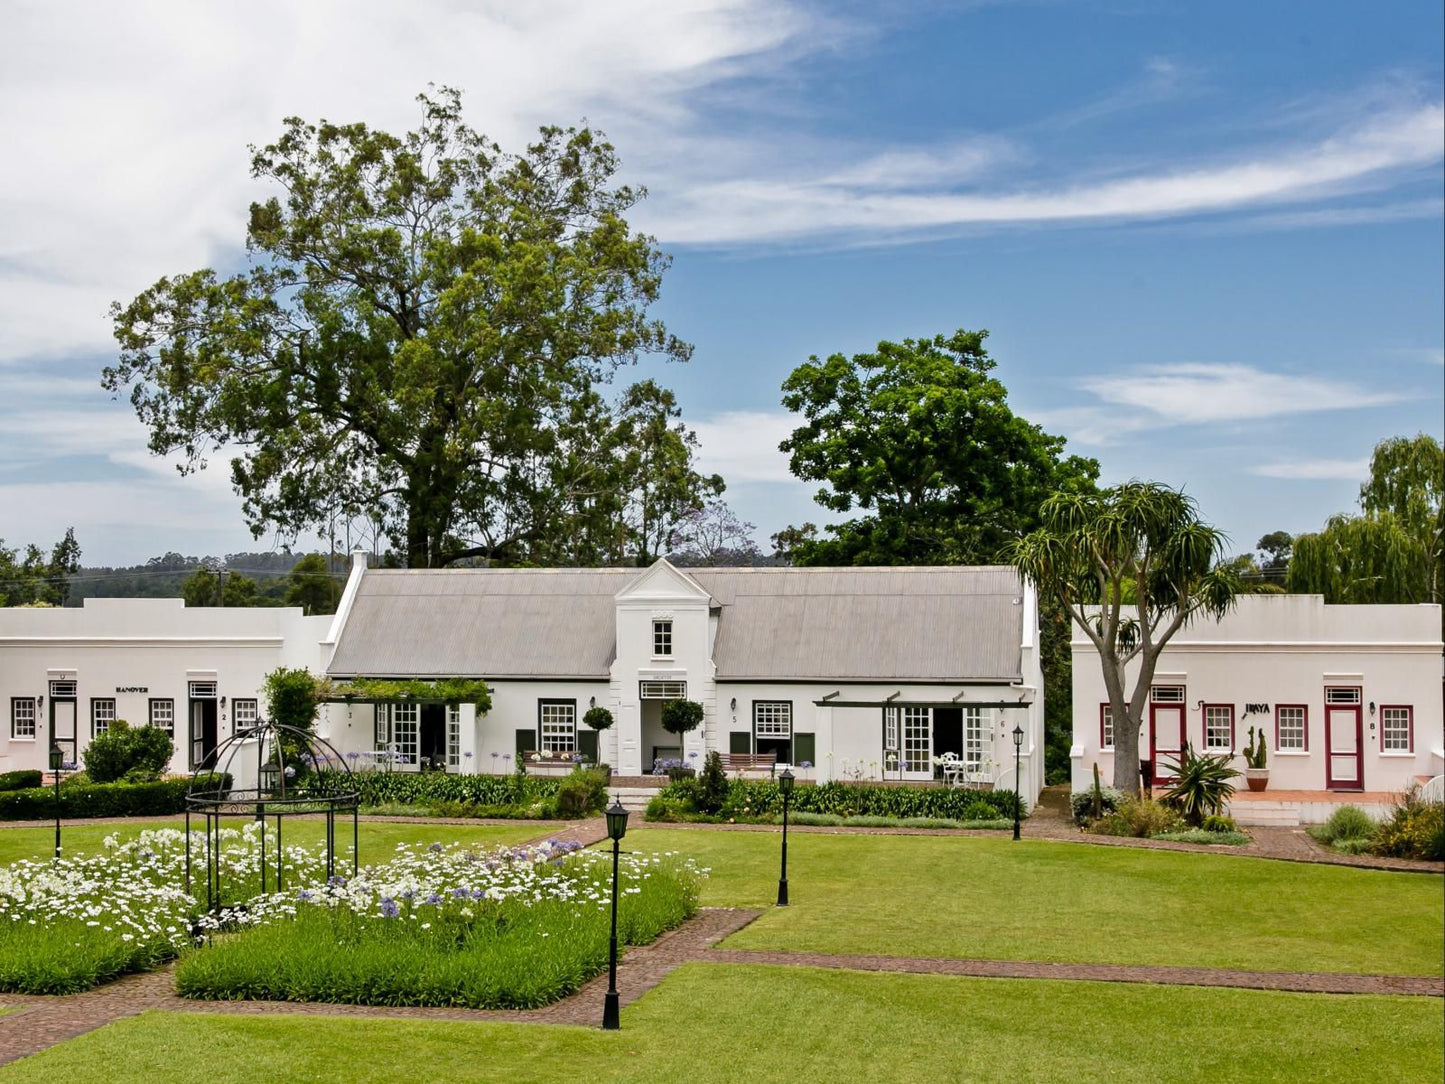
[901,706,932,780]
[1325,704,1363,791]
[1149,701,1186,783]
[189,700,218,770]
[50,699,77,764]
[419,704,446,769]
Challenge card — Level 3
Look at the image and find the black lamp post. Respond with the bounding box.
[777,767,795,906]
[49,743,64,859]
[1011,724,1024,841]
[602,797,630,1031]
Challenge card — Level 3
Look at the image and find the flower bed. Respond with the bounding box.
[176,840,703,1009]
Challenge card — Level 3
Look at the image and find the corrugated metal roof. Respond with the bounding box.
[327,565,1024,681]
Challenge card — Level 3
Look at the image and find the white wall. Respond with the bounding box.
[1070,595,1444,796]
[0,598,330,776]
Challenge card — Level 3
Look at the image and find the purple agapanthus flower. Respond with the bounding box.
[296,888,314,902]
[425,893,444,906]
[452,887,469,899]
[427,841,444,853]
[800,761,813,769]
[379,897,400,918]
[400,888,415,900]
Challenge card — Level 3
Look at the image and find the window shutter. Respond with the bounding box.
[794,732,816,765]
[578,729,599,762]
[515,728,536,757]
[729,731,752,755]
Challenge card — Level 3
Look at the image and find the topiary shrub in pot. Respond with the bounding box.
[660,699,704,768]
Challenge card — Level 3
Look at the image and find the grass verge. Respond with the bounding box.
[630,827,1444,975]
[2,966,1440,1083]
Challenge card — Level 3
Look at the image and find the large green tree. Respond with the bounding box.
[1288,434,1443,605]
[0,529,81,607]
[779,329,1099,565]
[105,88,694,568]
[284,553,341,615]
[1005,482,1241,795]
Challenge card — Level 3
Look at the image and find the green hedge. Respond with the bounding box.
[319,769,563,808]
[649,779,1023,822]
[0,770,43,793]
[0,774,231,820]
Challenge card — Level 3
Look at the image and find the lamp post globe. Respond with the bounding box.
[1011,725,1024,841]
[603,797,629,1030]
[777,768,795,906]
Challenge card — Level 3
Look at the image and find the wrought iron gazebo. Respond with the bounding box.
[185,718,359,913]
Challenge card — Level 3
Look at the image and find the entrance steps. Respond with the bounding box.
[610,786,662,814]
[1229,802,1302,827]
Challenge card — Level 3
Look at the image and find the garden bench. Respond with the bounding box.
[719,752,777,774]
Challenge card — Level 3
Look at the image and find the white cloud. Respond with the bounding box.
[644,103,1444,244]
[1248,459,1369,481]
[1078,363,1403,424]
[691,410,797,484]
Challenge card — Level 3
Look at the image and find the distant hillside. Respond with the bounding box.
[66,551,346,607]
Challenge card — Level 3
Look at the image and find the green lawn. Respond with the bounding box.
[631,826,1445,975]
[2,965,1439,1084]
[0,819,548,867]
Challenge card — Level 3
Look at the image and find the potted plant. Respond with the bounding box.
[583,706,614,781]
[660,699,704,775]
[1242,726,1269,791]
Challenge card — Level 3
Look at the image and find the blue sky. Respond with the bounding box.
[0,1,1440,566]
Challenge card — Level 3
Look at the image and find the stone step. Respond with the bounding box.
[1230,804,1302,827]
[608,786,660,813]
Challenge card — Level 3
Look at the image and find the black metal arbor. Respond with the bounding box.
[185,719,359,913]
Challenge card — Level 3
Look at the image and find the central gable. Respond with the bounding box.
[614,559,713,604]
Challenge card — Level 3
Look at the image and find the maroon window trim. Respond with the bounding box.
[1274,703,1309,752]
[1202,702,1235,753]
[1379,704,1413,753]
[1099,703,1114,750]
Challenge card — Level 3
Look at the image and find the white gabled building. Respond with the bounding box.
[320,553,1047,804]
[1070,594,1444,821]
[0,598,330,775]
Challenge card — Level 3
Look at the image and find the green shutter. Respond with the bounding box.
[729,731,752,755]
[794,732,816,766]
[577,729,599,762]
[515,728,536,757]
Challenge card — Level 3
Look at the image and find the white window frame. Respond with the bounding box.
[91,698,117,738]
[1100,704,1115,751]
[49,680,77,699]
[390,702,419,767]
[1276,705,1307,752]
[1381,706,1412,753]
[902,706,931,774]
[188,681,218,700]
[652,619,673,657]
[1151,686,1185,704]
[539,700,577,755]
[1325,687,1361,706]
[447,704,461,768]
[753,701,792,739]
[1204,704,1233,752]
[232,698,259,730]
[149,698,175,735]
[639,680,687,700]
[11,698,37,740]
[964,707,987,770]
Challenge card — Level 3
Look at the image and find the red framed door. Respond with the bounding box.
[1149,703,1186,782]
[1324,704,1363,791]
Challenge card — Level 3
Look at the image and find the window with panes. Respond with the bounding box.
[1381,706,1412,752]
[232,699,259,730]
[91,698,117,737]
[652,619,673,657]
[539,700,576,755]
[1275,705,1306,751]
[1204,704,1233,751]
[447,704,461,768]
[10,698,36,740]
[964,707,986,770]
[1099,704,1114,750]
[149,699,174,734]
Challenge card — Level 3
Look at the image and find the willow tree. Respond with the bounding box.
[1005,482,1240,794]
[1289,434,1443,605]
[105,89,693,568]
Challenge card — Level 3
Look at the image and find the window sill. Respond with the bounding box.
[1273,750,1310,756]
[1378,751,1416,758]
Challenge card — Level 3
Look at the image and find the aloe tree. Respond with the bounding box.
[1004,482,1240,795]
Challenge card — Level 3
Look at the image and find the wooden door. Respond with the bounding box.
[1325,705,1363,791]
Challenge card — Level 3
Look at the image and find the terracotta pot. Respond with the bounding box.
[1244,768,1270,792]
